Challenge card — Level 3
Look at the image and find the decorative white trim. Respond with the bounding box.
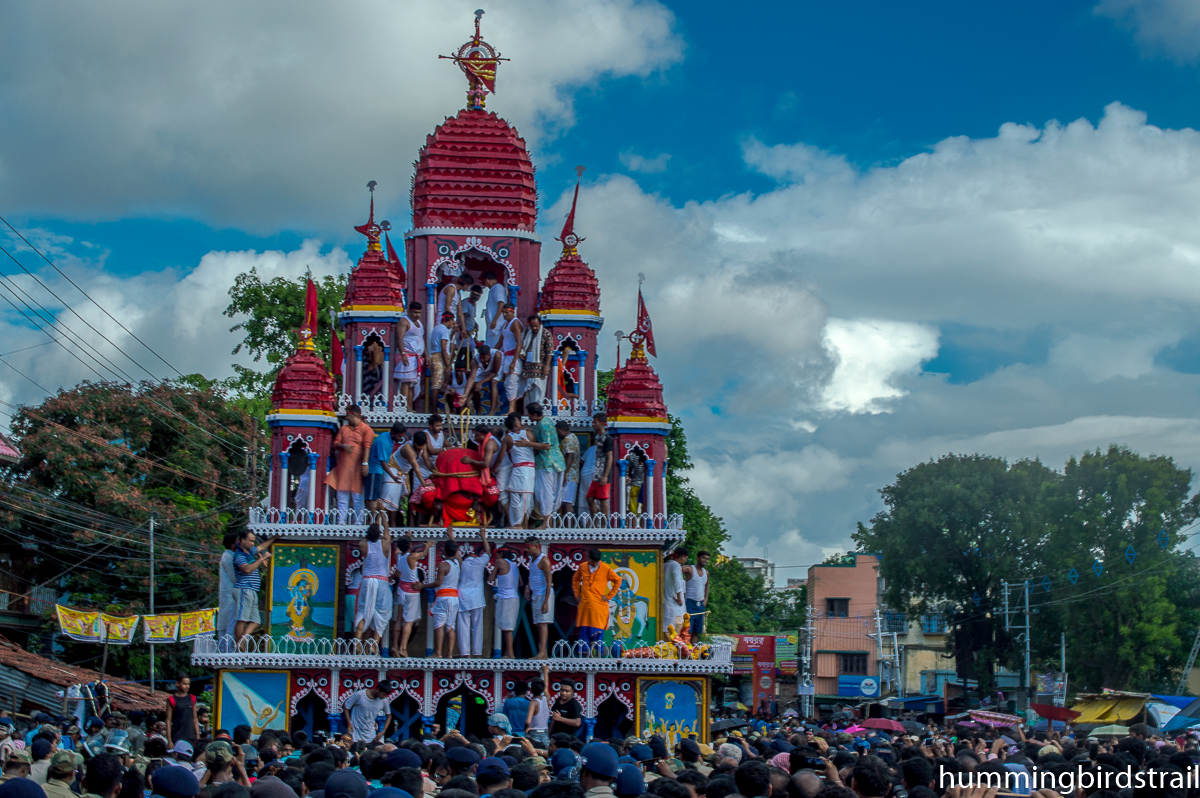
[406,227,540,243]
[542,313,605,325]
[338,310,405,320]
[608,420,672,433]
[268,413,339,427]
[335,393,605,428]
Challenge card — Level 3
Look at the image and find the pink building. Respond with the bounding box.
[806,553,881,704]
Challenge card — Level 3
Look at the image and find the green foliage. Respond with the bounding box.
[0,380,255,682]
[854,447,1200,693]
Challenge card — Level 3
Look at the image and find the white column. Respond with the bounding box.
[645,459,656,526]
[382,346,391,410]
[579,351,589,414]
[306,453,319,515]
[617,458,627,524]
[549,350,559,415]
[266,461,275,511]
[278,452,290,511]
[425,544,438,656]
[354,345,364,401]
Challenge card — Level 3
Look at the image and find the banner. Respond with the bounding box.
[179,609,218,641]
[56,605,102,642]
[100,614,139,645]
[142,614,180,643]
[775,633,798,675]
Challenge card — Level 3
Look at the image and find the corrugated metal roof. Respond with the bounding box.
[0,433,19,465]
[0,637,164,712]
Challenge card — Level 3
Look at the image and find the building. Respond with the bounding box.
[0,636,164,715]
[192,14,730,743]
[803,552,956,715]
[735,557,776,588]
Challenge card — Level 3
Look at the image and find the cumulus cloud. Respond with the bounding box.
[1096,0,1200,61]
[0,0,682,233]
[820,319,939,414]
[619,151,671,173]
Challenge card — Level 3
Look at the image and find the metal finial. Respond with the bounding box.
[475,8,485,20]
[637,272,646,286]
[575,165,586,178]
[367,180,377,193]
[381,220,392,232]
[615,330,625,339]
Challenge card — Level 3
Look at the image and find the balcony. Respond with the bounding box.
[921,614,949,635]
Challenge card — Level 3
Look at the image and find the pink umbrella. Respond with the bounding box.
[844,725,867,734]
[862,718,907,733]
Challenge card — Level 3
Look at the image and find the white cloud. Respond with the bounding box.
[1048,332,1176,381]
[820,319,939,414]
[1095,0,1200,61]
[0,0,682,232]
[742,138,853,184]
[619,151,671,173]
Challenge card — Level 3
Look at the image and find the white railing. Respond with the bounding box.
[335,393,605,423]
[201,635,383,657]
[247,507,685,534]
[550,639,731,663]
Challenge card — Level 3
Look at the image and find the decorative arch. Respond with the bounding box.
[427,236,517,285]
[289,670,334,716]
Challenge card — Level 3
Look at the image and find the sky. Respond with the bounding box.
[5,0,1200,576]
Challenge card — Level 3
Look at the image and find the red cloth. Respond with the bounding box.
[433,448,484,500]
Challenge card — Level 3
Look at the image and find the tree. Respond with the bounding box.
[0,380,254,681]
[223,269,347,421]
[1035,446,1200,691]
[853,454,1057,693]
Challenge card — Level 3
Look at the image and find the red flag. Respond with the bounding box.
[560,179,580,244]
[304,278,319,332]
[637,288,656,357]
[331,330,343,377]
[385,233,407,282]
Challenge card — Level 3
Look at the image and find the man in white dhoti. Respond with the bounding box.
[389,534,427,657]
[354,523,393,655]
[501,413,536,529]
[497,304,524,415]
[456,527,491,658]
[422,530,462,658]
[394,302,425,411]
[661,547,688,637]
[483,271,506,348]
[520,314,552,408]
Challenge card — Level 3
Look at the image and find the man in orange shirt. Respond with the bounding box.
[572,548,620,645]
[325,406,374,521]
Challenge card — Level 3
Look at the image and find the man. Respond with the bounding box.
[233,531,274,646]
[571,549,620,645]
[586,414,614,516]
[462,424,501,525]
[456,526,492,658]
[341,683,391,744]
[578,743,619,798]
[527,404,564,530]
[83,753,125,798]
[491,550,520,659]
[520,315,553,408]
[677,739,711,776]
[422,529,461,659]
[500,414,536,529]
[468,344,503,415]
[42,751,79,798]
[0,719,16,764]
[165,675,199,747]
[428,312,455,413]
[496,304,524,415]
[326,406,373,522]
[683,551,711,638]
[436,274,473,337]
[733,760,771,798]
[28,739,52,783]
[1,749,30,783]
[548,677,583,739]
[353,523,392,655]
[389,533,428,657]
[482,272,506,348]
[217,534,239,648]
[525,536,554,659]
[556,422,580,516]
[662,548,688,636]
[149,759,200,798]
[366,424,405,524]
[460,284,484,344]
[394,301,425,412]
[625,450,646,514]
[102,734,133,772]
[501,682,530,737]
[198,740,249,789]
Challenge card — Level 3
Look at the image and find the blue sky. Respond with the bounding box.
[6,0,1200,568]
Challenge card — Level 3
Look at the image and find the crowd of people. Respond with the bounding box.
[13,688,1198,798]
[313,408,620,531]
[218,510,712,658]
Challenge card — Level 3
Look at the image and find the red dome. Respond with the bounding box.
[605,350,668,420]
[343,249,405,309]
[271,349,337,412]
[411,109,537,231]
[540,252,600,313]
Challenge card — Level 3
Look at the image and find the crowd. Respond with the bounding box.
[218,516,711,658]
[12,689,1198,798]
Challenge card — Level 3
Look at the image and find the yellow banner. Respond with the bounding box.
[142,614,180,643]
[179,609,217,641]
[56,605,102,642]
[100,614,139,646]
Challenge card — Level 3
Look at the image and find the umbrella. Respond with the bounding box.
[1029,703,1080,723]
[1090,724,1129,737]
[783,709,799,719]
[861,718,906,733]
[901,721,927,734]
[831,711,856,721]
[724,701,749,711]
[844,725,867,734]
[712,719,750,733]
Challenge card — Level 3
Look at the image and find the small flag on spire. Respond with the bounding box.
[637,288,656,357]
[331,329,343,377]
[385,232,407,282]
[304,278,319,332]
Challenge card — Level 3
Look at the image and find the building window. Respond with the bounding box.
[840,653,868,675]
[883,612,907,633]
[826,598,849,618]
[922,614,947,634]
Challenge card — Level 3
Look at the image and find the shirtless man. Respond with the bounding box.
[354,523,392,655]
[468,344,503,415]
[483,271,507,348]
[389,533,428,656]
[524,536,554,659]
[462,424,502,525]
[437,274,474,335]
[499,414,537,529]
[393,301,424,412]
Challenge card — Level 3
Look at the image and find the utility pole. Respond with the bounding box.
[1024,580,1032,708]
[1059,632,1067,707]
[800,604,815,719]
[149,513,155,693]
[1002,580,1033,711]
